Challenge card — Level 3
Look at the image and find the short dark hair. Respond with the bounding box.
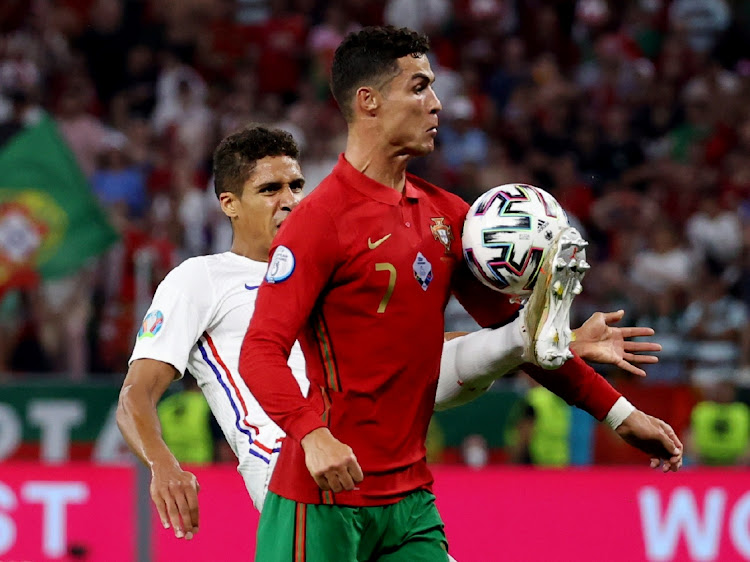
[213,126,300,198]
[331,26,430,122]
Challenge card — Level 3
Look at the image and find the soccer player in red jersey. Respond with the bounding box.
[117,126,660,546]
[240,27,682,561]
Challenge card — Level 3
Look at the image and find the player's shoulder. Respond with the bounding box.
[168,252,262,283]
[407,173,470,216]
[162,255,212,285]
[158,254,224,299]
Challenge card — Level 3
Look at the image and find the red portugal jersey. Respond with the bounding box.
[240,155,620,506]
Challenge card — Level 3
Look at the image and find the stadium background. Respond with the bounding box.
[1,0,750,560]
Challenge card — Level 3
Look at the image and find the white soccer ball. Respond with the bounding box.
[462,184,570,297]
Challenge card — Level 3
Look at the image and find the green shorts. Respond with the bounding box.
[255,490,449,561]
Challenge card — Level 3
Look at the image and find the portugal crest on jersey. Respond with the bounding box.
[430,217,453,254]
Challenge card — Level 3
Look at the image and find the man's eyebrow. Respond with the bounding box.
[256,178,305,190]
[255,181,283,191]
[411,72,435,84]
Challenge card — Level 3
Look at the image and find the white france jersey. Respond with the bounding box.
[129,252,309,510]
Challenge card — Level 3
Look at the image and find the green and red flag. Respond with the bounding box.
[0,114,118,292]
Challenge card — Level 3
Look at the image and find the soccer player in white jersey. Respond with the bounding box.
[116,126,676,543]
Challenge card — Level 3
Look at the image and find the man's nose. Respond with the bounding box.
[280,186,300,211]
[429,87,442,114]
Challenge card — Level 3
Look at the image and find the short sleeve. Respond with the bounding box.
[129,259,214,377]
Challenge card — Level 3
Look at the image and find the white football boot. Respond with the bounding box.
[520,227,590,369]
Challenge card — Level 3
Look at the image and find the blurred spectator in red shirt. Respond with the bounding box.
[252,0,309,103]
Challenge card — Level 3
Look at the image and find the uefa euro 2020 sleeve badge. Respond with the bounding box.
[430,217,453,253]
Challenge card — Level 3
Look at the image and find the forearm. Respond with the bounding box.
[524,355,621,421]
[239,335,324,442]
[116,384,179,469]
[436,321,526,410]
[437,318,633,423]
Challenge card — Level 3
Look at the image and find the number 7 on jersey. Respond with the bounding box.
[375,262,396,313]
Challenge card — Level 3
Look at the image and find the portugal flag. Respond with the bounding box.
[0,114,118,293]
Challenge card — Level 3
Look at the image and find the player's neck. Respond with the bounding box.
[230,237,268,263]
[344,130,408,193]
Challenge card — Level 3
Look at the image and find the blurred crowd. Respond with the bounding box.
[2,0,750,464]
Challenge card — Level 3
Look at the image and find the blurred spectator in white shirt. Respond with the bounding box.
[152,75,213,167]
[384,0,452,34]
[686,191,742,270]
[630,221,692,296]
[680,261,749,381]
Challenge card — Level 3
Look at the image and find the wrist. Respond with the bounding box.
[301,427,333,451]
[569,330,584,356]
[148,447,181,471]
[605,397,636,430]
[285,411,328,443]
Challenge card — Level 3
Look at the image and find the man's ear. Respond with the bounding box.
[355,86,380,116]
[219,192,239,219]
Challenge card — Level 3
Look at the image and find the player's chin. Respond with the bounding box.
[409,140,435,156]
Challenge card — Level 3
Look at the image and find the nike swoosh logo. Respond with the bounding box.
[368,233,392,250]
[244,284,260,291]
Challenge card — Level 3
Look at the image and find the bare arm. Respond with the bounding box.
[117,359,177,467]
[116,359,200,539]
[445,309,662,377]
[441,323,681,471]
[436,311,658,412]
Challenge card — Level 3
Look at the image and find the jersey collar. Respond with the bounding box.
[334,154,423,206]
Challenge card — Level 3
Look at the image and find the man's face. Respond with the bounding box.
[222,155,304,260]
[377,54,442,156]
